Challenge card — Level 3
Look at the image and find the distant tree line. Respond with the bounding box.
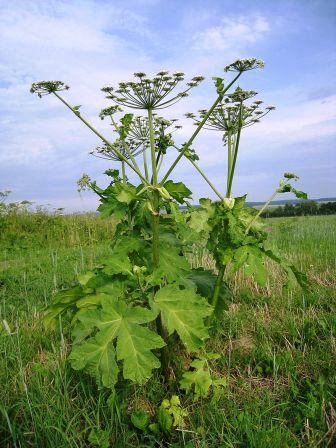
[261,201,336,218]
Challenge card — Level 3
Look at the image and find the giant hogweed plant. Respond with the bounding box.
[30,59,308,402]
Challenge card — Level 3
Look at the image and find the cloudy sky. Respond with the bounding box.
[0,0,335,211]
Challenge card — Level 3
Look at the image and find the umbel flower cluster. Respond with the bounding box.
[93,110,182,161]
[101,71,204,110]
[185,86,275,135]
[224,58,265,72]
[90,140,144,162]
[128,115,181,143]
[99,109,181,142]
[30,81,69,97]
[91,116,182,161]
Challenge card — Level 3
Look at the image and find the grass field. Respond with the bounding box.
[0,212,335,447]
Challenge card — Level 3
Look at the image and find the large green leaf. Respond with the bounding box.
[112,234,145,254]
[232,245,268,287]
[71,296,164,385]
[103,234,147,276]
[186,268,232,316]
[180,358,212,400]
[232,194,247,215]
[103,255,132,276]
[114,183,137,204]
[43,286,84,328]
[154,285,212,351]
[150,244,189,284]
[163,180,192,204]
[69,327,118,389]
[180,354,226,400]
[188,208,211,233]
[97,197,127,220]
[119,113,134,139]
[263,248,309,291]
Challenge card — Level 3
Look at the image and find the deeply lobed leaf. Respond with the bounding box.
[154,284,212,351]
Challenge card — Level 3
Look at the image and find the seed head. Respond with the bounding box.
[99,105,123,120]
[284,172,299,180]
[185,91,276,136]
[77,173,92,192]
[30,81,69,97]
[224,58,265,73]
[228,87,257,103]
[91,140,144,162]
[101,71,204,110]
[127,115,181,151]
[134,72,146,78]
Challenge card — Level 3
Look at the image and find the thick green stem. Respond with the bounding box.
[207,264,226,324]
[209,108,243,322]
[227,130,232,195]
[148,108,169,379]
[152,193,170,379]
[162,72,242,183]
[53,92,149,186]
[121,161,126,183]
[157,154,164,173]
[148,109,157,185]
[226,104,243,197]
[151,193,160,266]
[143,147,149,181]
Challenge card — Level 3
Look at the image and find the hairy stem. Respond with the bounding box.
[121,161,126,183]
[148,109,157,185]
[226,104,243,197]
[207,264,226,324]
[227,130,232,195]
[148,108,169,379]
[209,106,243,322]
[143,146,149,181]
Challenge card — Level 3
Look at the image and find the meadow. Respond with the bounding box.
[0,210,335,447]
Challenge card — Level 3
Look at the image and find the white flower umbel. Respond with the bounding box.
[101,72,204,110]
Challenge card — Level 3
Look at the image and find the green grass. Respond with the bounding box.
[0,214,335,447]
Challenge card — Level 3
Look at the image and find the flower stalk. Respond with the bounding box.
[52,92,150,185]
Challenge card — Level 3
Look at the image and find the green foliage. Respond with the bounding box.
[154,284,212,351]
[163,180,192,204]
[131,410,151,431]
[1,213,334,447]
[150,242,189,284]
[88,428,110,448]
[27,59,312,437]
[277,179,308,200]
[186,196,309,292]
[180,353,227,400]
[160,395,188,428]
[261,200,336,218]
[69,296,164,386]
[130,396,188,437]
[119,113,134,139]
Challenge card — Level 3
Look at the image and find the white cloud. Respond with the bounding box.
[245,94,336,151]
[192,15,270,52]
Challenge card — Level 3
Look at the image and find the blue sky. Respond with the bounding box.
[0,0,335,211]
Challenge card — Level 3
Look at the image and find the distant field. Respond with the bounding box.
[0,213,335,447]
